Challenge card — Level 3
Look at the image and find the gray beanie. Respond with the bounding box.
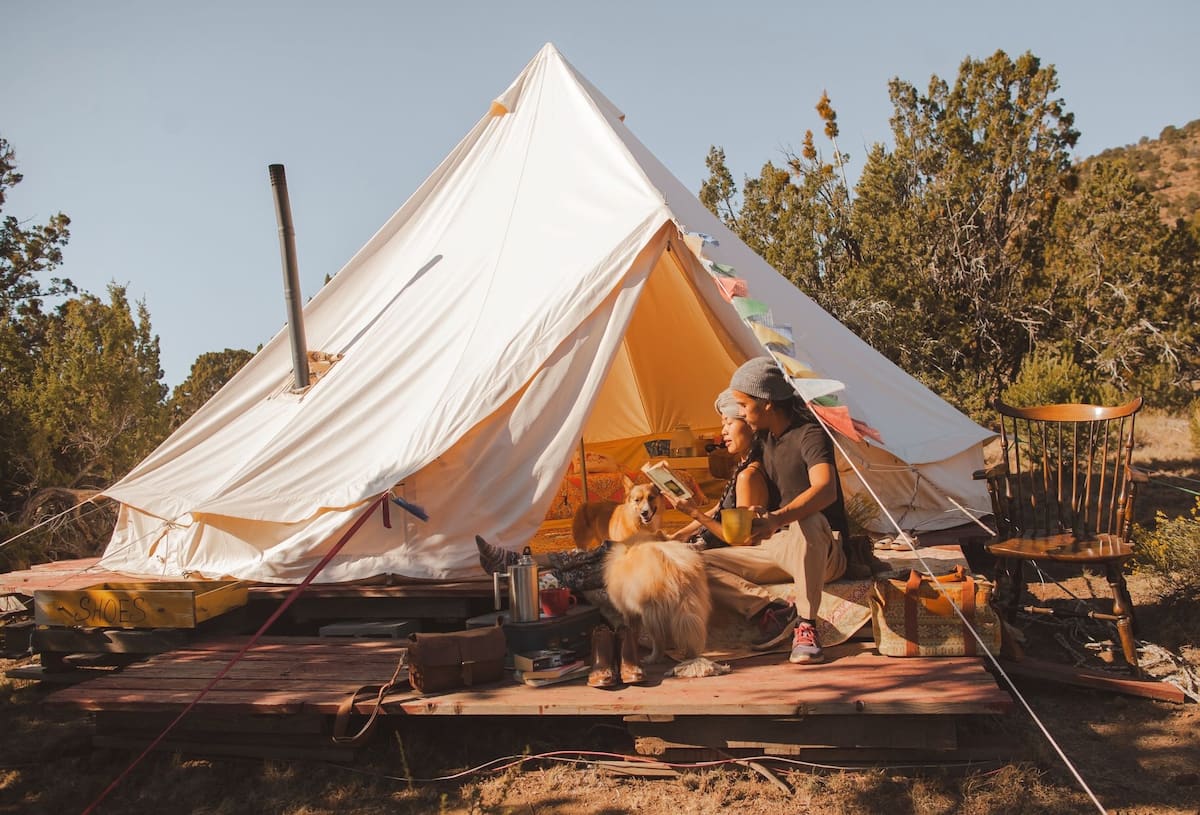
[729,357,795,401]
[713,388,743,419]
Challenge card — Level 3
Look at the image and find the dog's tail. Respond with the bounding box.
[677,583,712,660]
[571,508,596,550]
[642,591,709,660]
[645,545,711,660]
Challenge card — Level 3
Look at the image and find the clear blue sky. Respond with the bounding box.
[5,1,1198,387]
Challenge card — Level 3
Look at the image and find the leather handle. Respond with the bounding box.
[332,652,409,745]
[904,587,919,657]
[902,566,967,595]
[961,575,977,657]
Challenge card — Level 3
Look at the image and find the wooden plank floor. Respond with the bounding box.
[45,635,1012,718]
[45,637,407,714]
[395,644,1012,717]
[0,558,494,599]
[1,557,114,595]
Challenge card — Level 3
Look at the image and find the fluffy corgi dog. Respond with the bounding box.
[603,532,711,663]
[571,477,663,550]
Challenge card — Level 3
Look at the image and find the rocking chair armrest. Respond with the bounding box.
[973,463,1007,481]
[1127,465,1150,484]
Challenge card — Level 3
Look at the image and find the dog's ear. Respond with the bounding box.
[622,474,635,493]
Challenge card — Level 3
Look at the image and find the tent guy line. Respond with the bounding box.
[695,223,1105,811]
[80,493,391,815]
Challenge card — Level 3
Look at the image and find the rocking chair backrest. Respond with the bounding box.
[991,398,1143,542]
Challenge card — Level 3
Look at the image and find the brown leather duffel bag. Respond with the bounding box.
[407,624,507,694]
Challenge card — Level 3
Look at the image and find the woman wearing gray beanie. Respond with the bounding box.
[704,357,848,665]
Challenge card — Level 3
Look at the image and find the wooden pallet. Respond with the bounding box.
[24,533,1022,762]
[44,634,1016,762]
[47,638,1011,716]
[2,560,498,626]
[47,637,409,714]
[625,713,1022,765]
[91,710,357,761]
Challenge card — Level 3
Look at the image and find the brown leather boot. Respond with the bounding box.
[845,535,887,578]
[618,624,646,685]
[587,624,617,688]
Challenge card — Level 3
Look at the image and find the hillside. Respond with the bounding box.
[1082,118,1200,227]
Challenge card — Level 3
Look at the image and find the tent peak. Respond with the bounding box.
[492,42,626,124]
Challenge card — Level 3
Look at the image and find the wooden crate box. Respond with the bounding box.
[34,580,248,629]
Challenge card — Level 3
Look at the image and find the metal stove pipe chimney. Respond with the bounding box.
[269,164,310,390]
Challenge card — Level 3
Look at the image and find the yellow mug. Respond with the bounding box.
[720,507,755,546]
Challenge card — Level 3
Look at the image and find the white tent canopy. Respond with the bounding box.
[99,44,992,583]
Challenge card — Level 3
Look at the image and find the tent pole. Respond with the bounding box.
[578,437,589,504]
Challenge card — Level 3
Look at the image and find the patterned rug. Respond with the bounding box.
[584,577,874,662]
[700,578,874,660]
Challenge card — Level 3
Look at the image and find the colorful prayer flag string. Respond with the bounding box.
[685,237,882,443]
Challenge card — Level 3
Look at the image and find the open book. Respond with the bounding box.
[640,459,693,501]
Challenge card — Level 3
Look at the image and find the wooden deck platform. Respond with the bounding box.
[45,636,1012,717]
[9,531,1024,762]
[40,633,1017,763]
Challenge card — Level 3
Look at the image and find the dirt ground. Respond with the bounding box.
[0,412,1197,814]
[1,624,1197,815]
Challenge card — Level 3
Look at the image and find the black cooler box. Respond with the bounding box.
[466,603,603,658]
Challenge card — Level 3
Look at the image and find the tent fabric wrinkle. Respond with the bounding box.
[99,43,993,583]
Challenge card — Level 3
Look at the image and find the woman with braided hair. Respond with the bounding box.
[664,389,769,550]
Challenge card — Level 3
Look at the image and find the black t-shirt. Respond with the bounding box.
[762,419,850,539]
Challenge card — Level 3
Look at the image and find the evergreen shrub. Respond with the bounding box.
[1135,497,1200,596]
[1001,349,1114,407]
[1190,400,1200,456]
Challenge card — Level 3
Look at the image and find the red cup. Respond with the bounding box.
[539,587,578,617]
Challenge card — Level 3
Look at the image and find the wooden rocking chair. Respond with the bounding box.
[974,398,1147,668]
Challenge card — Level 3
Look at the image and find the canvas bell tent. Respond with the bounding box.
[98,44,992,584]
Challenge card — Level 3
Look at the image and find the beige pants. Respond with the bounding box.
[703,512,847,621]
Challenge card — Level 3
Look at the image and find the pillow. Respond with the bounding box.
[543,472,630,521]
[567,450,621,475]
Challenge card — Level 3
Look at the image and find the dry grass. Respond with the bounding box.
[1135,411,1200,524]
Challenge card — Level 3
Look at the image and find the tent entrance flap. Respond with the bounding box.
[581,242,749,444]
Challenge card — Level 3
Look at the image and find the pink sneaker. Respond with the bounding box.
[789,621,824,664]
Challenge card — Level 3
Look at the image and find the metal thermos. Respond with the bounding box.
[493,546,539,623]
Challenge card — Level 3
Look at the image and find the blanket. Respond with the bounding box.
[584,577,874,662]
